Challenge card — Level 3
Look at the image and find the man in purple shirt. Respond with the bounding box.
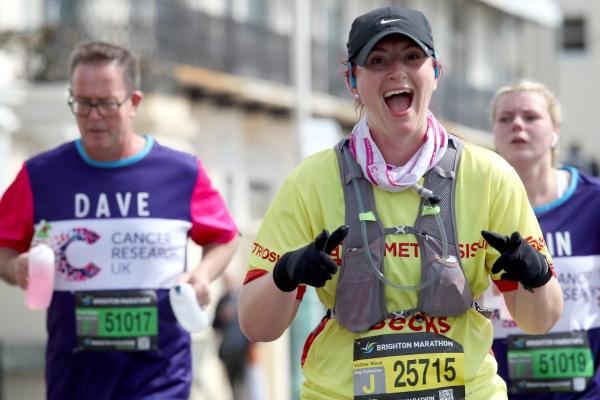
[0,41,239,400]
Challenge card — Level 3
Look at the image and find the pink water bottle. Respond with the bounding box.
[26,243,56,310]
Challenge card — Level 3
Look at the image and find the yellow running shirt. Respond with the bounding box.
[246,142,550,400]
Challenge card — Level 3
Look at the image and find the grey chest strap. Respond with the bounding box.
[333,135,473,333]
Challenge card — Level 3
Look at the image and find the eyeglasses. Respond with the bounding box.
[67,93,130,117]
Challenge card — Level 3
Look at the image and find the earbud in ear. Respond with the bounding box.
[348,61,357,89]
[433,62,439,79]
[551,133,559,148]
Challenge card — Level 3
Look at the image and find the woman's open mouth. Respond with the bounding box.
[384,88,413,115]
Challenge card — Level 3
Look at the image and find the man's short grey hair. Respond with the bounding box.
[69,41,140,92]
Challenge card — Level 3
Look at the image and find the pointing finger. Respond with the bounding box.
[482,230,509,253]
[324,225,349,255]
[314,230,329,251]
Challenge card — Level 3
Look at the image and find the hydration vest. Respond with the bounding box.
[333,135,474,333]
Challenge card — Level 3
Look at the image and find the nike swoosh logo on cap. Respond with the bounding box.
[380,18,402,24]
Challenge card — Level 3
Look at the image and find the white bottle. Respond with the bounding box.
[26,243,56,310]
[169,283,210,332]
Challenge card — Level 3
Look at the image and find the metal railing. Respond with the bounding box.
[32,0,493,130]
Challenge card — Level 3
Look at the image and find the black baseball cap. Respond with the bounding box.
[347,6,435,66]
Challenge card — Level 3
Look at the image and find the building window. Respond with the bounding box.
[248,0,268,26]
[562,17,586,51]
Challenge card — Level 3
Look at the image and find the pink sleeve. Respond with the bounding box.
[189,159,238,245]
[0,164,35,252]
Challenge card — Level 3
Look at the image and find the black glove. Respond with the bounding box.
[482,230,552,292]
[272,225,349,292]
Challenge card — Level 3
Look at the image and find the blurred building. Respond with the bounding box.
[0,0,561,399]
[558,0,600,171]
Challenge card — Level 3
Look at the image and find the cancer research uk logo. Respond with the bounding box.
[53,227,101,281]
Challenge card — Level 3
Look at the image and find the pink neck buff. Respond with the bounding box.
[349,111,448,192]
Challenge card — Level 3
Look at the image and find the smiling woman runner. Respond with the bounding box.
[238,6,563,400]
